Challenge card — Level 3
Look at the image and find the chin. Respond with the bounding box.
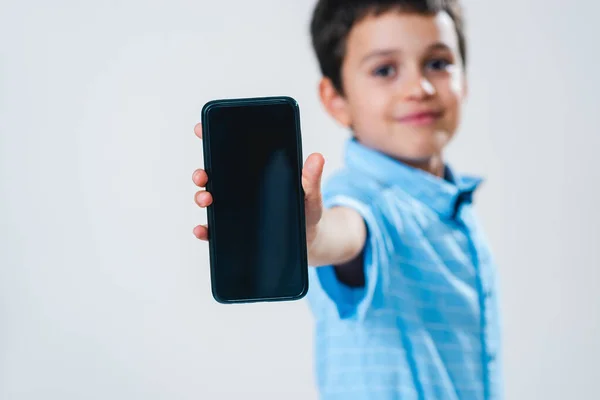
[391,128,451,151]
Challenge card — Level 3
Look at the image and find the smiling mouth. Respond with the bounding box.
[396,111,443,126]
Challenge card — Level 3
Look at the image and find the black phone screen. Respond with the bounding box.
[202,97,308,303]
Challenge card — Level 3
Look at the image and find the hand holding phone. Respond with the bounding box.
[193,128,324,246]
[192,97,325,304]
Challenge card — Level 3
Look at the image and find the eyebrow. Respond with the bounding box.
[427,42,452,53]
[360,49,400,65]
[359,42,452,65]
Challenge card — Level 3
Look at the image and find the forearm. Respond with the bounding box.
[307,206,366,267]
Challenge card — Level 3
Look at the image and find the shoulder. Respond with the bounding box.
[322,167,386,207]
[322,167,419,217]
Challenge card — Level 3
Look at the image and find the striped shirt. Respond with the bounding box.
[306,139,502,400]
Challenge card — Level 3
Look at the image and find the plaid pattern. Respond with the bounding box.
[307,139,502,400]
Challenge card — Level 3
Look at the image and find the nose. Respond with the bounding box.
[401,66,435,100]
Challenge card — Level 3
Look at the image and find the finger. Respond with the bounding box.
[194,122,203,139]
[303,152,325,195]
[193,224,208,240]
[194,190,213,207]
[302,153,325,225]
[192,169,208,187]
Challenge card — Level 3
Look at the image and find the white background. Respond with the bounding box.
[1,0,598,399]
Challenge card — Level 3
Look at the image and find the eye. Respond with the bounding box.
[372,64,397,78]
[425,58,452,71]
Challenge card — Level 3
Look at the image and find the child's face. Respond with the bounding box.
[321,11,466,164]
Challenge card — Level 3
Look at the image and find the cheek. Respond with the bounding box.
[436,75,464,124]
[449,69,465,97]
[348,86,388,126]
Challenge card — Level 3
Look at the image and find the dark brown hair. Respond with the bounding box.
[310,0,466,93]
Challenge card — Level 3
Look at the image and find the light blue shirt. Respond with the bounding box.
[307,139,502,400]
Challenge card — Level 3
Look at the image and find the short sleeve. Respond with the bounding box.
[308,172,389,321]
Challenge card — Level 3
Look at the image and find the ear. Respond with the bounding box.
[318,77,352,128]
[462,73,469,99]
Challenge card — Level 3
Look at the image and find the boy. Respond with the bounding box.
[192,0,502,398]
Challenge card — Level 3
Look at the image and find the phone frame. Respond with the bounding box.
[201,96,309,304]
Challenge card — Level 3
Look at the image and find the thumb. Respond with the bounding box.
[302,153,325,226]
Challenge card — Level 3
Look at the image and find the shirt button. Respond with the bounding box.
[486,352,496,363]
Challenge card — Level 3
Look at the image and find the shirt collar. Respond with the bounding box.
[344,138,483,219]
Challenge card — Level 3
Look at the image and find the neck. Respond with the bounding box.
[397,153,445,178]
[351,138,446,178]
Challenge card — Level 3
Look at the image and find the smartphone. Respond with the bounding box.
[201,96,308,304]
